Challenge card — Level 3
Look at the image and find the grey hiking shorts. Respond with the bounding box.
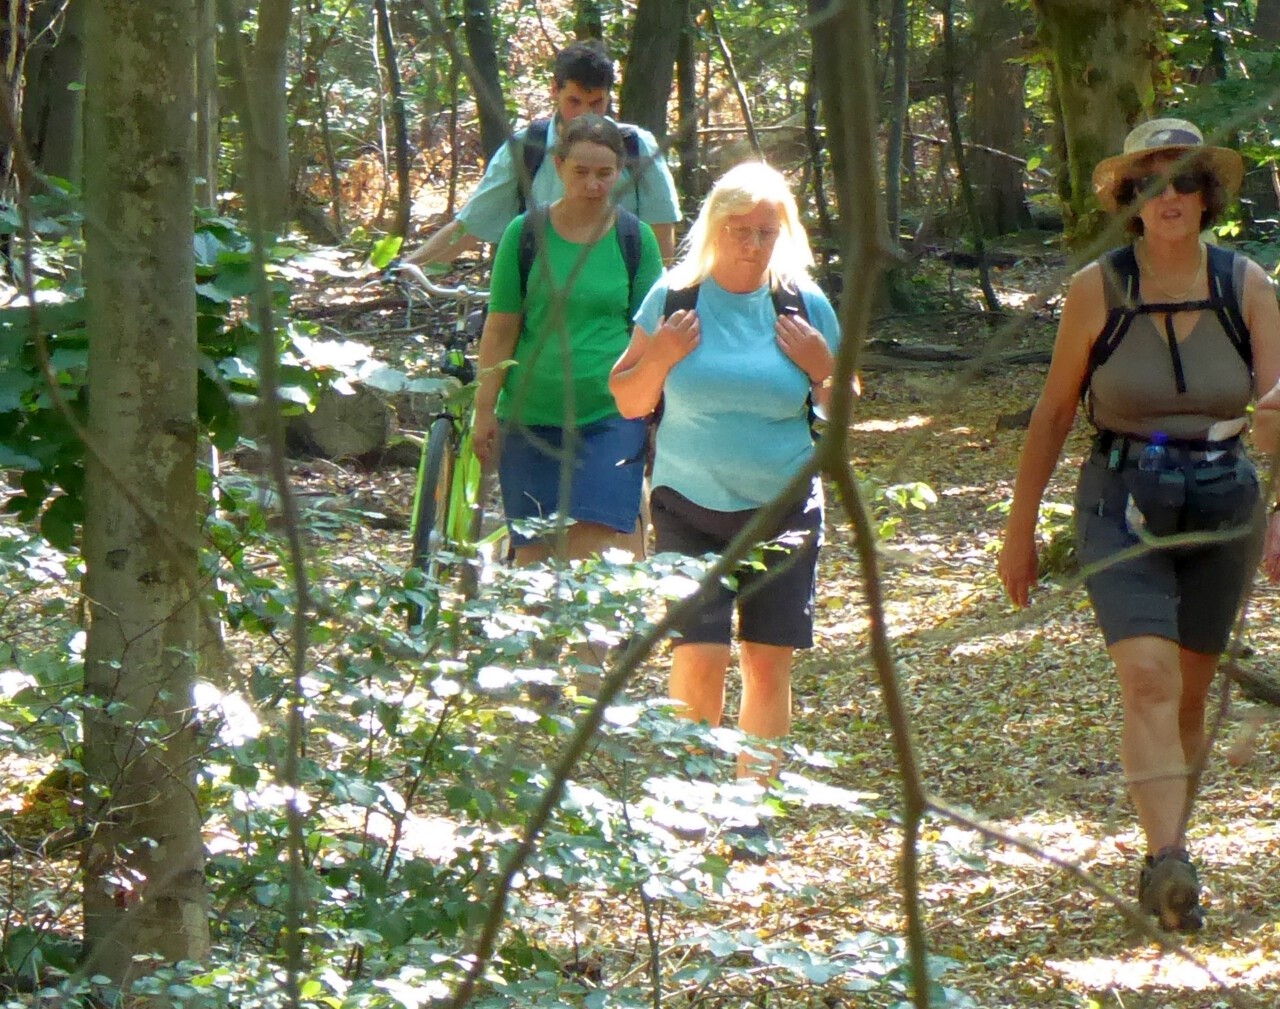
[1073,453,1263,655]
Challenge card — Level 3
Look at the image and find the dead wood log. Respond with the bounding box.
[1226,661,1280,708]
[860,347,1051,371]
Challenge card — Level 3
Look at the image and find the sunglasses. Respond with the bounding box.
[1125,171,1205,199]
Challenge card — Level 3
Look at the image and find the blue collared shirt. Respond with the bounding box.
[456,116,681,243]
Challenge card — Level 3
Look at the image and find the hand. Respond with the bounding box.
[1255,380,1280,456]
[1263,510,1280,584]
[647,309,700,368]
[775,312,833,383]
[997,531,1039,607]
[473,408,499,467]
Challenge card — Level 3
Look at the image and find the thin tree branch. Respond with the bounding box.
[703,2,761,159]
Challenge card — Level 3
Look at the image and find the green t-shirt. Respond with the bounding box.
[488,212,663,428]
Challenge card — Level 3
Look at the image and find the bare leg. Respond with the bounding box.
[512,520,633,567]
[670,642,732,726]
[1111,636,1193,853]
[737,642,794,783]
[618,515,646,561]
[1177,648,1218,773]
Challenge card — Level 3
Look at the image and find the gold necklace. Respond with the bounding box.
[1137,239,1206,301]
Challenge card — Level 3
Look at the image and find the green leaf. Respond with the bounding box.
[369,235,403,269]
[277,385,312,406]
[39,495,80,550]
[196,282,235,304]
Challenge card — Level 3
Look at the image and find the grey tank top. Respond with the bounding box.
[1088,251,1252,440]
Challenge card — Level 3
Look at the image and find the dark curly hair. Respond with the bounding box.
[552,40,614,91]
[554,114,626,163]
[1115,154,1230,236]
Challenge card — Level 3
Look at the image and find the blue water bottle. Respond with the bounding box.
[1138,432,1169,472]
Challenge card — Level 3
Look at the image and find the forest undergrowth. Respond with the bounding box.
[318,255,1280,1008]
[2,258,1279,1009]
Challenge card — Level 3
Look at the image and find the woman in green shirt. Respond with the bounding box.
[472,115,664,565]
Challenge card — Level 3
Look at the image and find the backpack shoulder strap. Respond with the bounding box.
[516,119,551,214]
[1205,244,1253,374]
[614,209,642,309]
[770,281,823,440]
[663,283,700,318]
[618,124,642,161]
[517,207,547,303]
[646,281,699,462]
[770,281,809,322]
[617,124,646,212]
[1080,246,1142,405]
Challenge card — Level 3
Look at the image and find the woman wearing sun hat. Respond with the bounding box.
[998,118,1280,932]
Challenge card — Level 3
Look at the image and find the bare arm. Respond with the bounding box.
[609,311,700,418]
[1245,262,1280,457]
[650,222,676,264]
[402,219,482,268]
[998,264,1106,606]
[472,310,522,464]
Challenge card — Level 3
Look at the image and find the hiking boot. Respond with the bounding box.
[1138,847,1205,933]
[724,823,774,865]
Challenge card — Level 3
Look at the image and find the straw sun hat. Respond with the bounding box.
[1091,118,1244,213]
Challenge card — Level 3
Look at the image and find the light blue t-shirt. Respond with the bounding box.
[634,276,842,511]
[457,116,681,243]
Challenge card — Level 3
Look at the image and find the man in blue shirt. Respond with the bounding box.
[403,40,680,265]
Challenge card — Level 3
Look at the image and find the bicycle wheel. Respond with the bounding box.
[409,417,457,614]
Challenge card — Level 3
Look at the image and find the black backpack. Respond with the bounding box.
[651,281,821,442]
[515,206,644,308]
[514,118,646,214]
[1081,244,1252,412]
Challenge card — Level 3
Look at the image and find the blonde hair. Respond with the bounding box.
[666,161,814,290]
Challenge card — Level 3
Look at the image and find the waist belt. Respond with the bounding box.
[1092,429,1241,470]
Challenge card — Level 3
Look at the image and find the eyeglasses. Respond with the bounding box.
[1127,171,1205,198]
[723,224,781,246]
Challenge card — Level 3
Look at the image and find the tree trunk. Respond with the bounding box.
[674,5,701,213]
[195,0,218,208]
[21,0,84,184]
[1242,0,1280,225]
[1032,0,1162,246]
[461,0,505,161]
[1258,0,1280,37]
[245,0,292,234]
[374,0,412,238]
[883,0,908,240]
[618,0,688,142]
[82,0,209,983]
[0,1,30,195]
[574,0,603,38]
[941,0,1000,313]
[970,0,1031,236]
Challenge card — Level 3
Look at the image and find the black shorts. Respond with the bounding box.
[1074,454,1263,654]
[651,479,823,648]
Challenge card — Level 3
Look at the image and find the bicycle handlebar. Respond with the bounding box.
[395,262,490,303]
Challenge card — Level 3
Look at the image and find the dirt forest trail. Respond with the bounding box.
[290,257,1280,1006]
[758,359,1280,1008]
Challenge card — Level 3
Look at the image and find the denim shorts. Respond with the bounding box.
[497,415,647,546]
[651,478,823,648]
[1074,454,1263,654]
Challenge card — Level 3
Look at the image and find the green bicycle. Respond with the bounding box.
[395,263,504,623]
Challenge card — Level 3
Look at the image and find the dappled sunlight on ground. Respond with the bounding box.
[849,414,933,434]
